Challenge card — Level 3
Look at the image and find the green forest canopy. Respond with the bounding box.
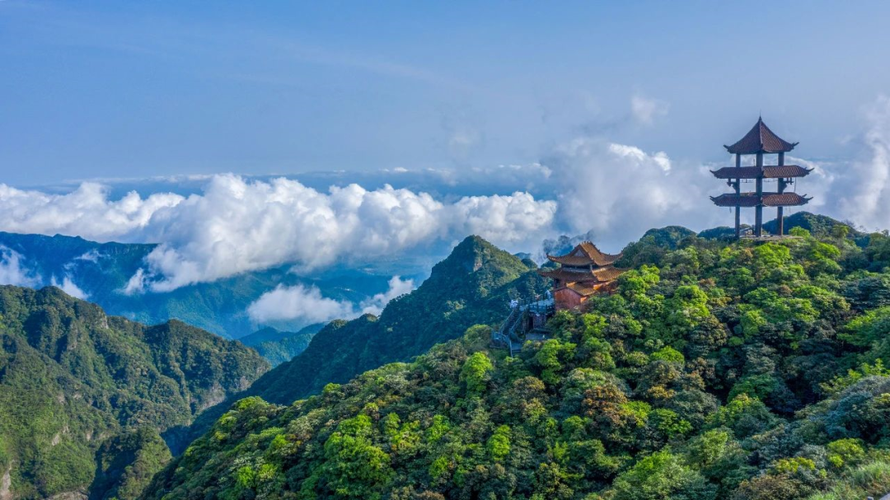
[143,226,890,499]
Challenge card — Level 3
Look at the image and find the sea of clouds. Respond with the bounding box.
[1,96,889,325]
[0,177,556,293]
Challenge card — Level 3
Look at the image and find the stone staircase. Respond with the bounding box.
[492,306,523,356]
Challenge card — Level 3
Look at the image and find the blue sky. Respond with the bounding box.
[3,1,890,187]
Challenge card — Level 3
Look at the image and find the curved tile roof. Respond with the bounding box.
[711,165,811,179]
[711,192,811,207]
[724,118,798,155]
[546,241,621,267]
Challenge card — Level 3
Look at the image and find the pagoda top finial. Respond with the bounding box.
[724,117,798,155]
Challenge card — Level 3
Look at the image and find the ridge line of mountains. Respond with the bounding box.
[0,231,421,341]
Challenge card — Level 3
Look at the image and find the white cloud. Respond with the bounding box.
[837,95,890,230]
[246,284,354,324]
[135,177,553,291]
[631,94,670,126]
[0,175,556,292]
[543,138,719,251]
[0,183,183,241]
[74,250,101,263]
[51,276,89,300]
[0,246,40,287]
[450,192,557,249]
[359,276,415,315]
[121,268,146,295]
[247,275,416,325]
[783,156,836,215]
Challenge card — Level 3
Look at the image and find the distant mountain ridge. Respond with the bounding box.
[0,232,400,339]
[0,285,270,499]
[237,324,323,366]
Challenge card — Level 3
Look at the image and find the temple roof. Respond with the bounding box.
[711,192,811,208]
[724,118,798,155]
[711,165,812,180]
[565,282,600,297]
[546,241,621,267]
[538,266,625,283]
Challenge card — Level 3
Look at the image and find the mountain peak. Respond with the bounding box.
[434,235,529,277]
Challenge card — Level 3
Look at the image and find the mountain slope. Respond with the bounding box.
[184,236,547,445]
[247,235,547,405]
[0,286,270,499]
[143,224,890,500]
[238,325,322,367]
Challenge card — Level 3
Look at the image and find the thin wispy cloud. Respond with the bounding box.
[631,94,670,126]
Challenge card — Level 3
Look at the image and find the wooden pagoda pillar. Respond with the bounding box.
[754,152,764,237]
[776,152,785,236]
[734,153,741,238]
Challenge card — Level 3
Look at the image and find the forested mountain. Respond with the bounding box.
[0,286,270,499]
[0,232,401,339]
[238,325,323,367]
[183,236,549,447]
[697,212,864,242]
[145,224,890,499]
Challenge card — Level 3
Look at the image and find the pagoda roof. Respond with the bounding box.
[538,266,625,283]
[546,241,621,267]
[557,279,618,298]
[724,118,798,155]
[711,192,811,208]
[565,282,600,297]
[711,165,812,180]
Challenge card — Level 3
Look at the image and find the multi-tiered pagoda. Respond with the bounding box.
[538,242,625,310]
[711,118,812,237]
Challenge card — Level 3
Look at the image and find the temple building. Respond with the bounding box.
[711,118,812,238]
[538,242,625,310]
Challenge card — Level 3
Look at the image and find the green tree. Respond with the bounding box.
[308,414,393,499]
[460,352,494,395]
[611,449,716,500]
[487,425,511,462]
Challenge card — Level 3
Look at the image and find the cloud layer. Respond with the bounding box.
[544,139,720,249]
[246,275,415,325]
[0,176,556,292]
[0,183,183,241]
